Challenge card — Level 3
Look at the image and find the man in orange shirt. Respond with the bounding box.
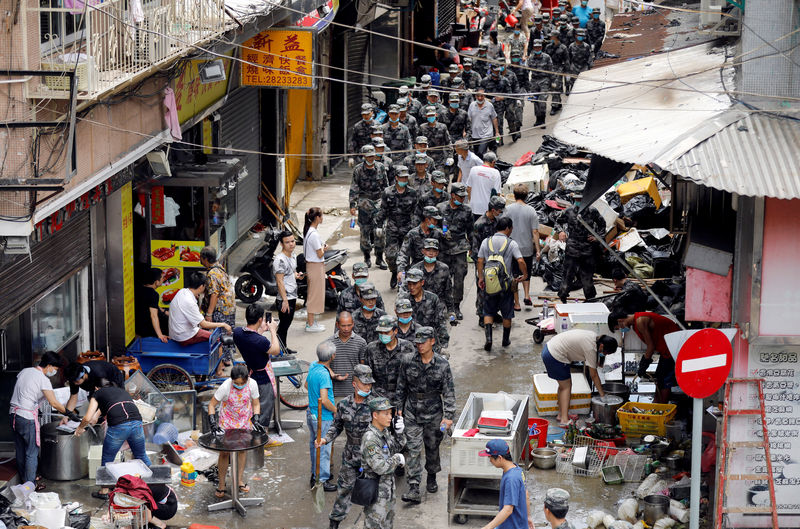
[609,311,680,404]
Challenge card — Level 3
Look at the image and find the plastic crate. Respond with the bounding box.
[41,57,94,91]
[617,402,677,436]
[555,436,608,478]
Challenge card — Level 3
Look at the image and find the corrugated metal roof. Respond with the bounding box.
[553,41,734,165]
[667,113,800,199]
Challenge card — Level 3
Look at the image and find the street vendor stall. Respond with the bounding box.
[448,392,529,525]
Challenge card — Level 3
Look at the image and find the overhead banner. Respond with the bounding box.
[241,29,315,89]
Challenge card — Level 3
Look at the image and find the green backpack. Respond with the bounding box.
[484,237,511,296]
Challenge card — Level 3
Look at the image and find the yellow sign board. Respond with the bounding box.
[150,240,205,268]
[121,182,135,346]
[242,29,315,89]
[173,51,233,124]
[154,266,184,308]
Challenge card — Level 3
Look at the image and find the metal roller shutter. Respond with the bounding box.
[219,87,262,237]
[436,0,456,37]
[0,212,91,325]
[346,31,369,130]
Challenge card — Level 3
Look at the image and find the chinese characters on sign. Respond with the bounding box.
[242,29,315,89]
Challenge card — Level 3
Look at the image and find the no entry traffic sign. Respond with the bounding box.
[674,328,733,399]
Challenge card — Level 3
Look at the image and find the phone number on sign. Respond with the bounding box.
[259,75,311,86]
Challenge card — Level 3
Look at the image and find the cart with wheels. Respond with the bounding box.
[448,392,529,525]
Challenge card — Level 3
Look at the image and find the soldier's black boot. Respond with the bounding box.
[502,326,512,347]
[426,473,438,493]
[329,519,340,529]
[363,250,372,268]
[375,251,388,270]
[484,325,493,351]
[534,115,545,127]
[390,274,398,289]
[402,485,422,503]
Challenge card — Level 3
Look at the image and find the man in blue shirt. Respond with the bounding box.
[572,0,592,27]
[478,439,532,529]
[233,303,281,431]
[306,340,339,491]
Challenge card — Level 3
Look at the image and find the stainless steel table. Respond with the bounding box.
[198,429,269,517]
[271,358,309,434]
[95,465,172,486]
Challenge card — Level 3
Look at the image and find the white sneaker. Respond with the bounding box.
[305,322,326,333]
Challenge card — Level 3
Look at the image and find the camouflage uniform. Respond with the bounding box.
[559,23,574,44]
[395,343,456,488]
[325,394,373,523]
[558,205,605,302]
[508,36,527,59]
[400,113,418,140]
[376,184,419,279]
[410,172,433,197]
[397,226,446,276]
[349,118,375,155]
[349,160,389,257]
[479,74,513,137]
[462,69,482,90]
[545,38,570,113]
[402,153,436,175]
[360,422,405,529]
[407,97,425,123]
[567,40,592,92]
[473,53,490,78]
[472,213,499,317]
[418,121,452,167]
[441,107,470,140]
[502,67,523,140]
[396,321,419,343]
[362,338,416,404]
[401,260,454,313]
[408,289,450,351]
[353,308,388,345]
[438,197,473,310]
[414,188,448,226]
[337,284,385,314]
[382,122,413,163]
[587,16,605,54]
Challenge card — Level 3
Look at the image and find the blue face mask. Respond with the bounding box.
[454,199,462,206]
[514,30,520,36]
[619,326,630,333]
[433,187,443,195]
[355,277,367,286]
[397,180,408,188]
[427,116,436,123]
[581,0,588,5]
[379,334,392,344]
[416,149,424,155]
[535,50,542,55]
[233,382,247,390]
[427,223,436,229]
[362,304,376,312]
[357,389,371,397]
[398,316,413,324]
[512,58,520,63]
[577,36,584,41]
[450,102,459,109]
[593,13,599,18]
[389,117,398,123]
[424,256,437,263]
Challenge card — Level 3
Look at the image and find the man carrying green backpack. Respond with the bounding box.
[476,217,528,351]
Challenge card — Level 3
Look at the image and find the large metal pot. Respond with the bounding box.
[245,445,265,470]
[602,382,631,403]
[39,421,90,480]
[591,395,624,425]
[643,495,669,524]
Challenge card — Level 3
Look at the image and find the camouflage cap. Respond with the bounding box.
[451,182,468,197]
[359,282,379,300]
[405,268,425,283]
[478,43,488,51]
[431,171,449,184]
[398,85,410,95]
[413,325,436,343]
[425,106,437,116]
[361,103,373,113]
[427,89,439,98]
[463,57,473,66]
[420,74,432,84]
[415,135,428,144]
[361,144,376,155]
[394,165,410,177]
[368,396,393,411]
[375,314,398,332]
[533,13,543,21]
[388,104,401,113]
[371,138,386,148]
[510,49,522,57]
[423,238,439,250]
[592,6,601,13]
[449,91,460,101]
[532,38,544,48]
[571,15,580,23]
[370,124,384,134]
[397,97,409,106]
[395,297,413,313]
[352,262,369,277]
[422,205,442,220]
[353,364,376,384]
[542,12,551,20]
[414,153,429,164]
[576,28,587,36]
[489,195,507,211]
[448,64,460,73]
[544,488,570,509]
[559,14,569,21]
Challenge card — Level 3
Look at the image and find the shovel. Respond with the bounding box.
[311,398,325,513]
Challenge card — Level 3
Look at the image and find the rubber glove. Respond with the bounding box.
[251,414,266,433]
[208,414,224,436]
[637,356,653,377]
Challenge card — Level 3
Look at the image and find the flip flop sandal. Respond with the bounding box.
[524,298,533,306]
[91,491,108,500]
[35,481,46,492]
[214,488,226,498]
[238,483,250,494]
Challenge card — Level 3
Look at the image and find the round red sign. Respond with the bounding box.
[675,328,733,399]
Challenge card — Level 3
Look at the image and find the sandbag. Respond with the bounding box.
[603,514,616,528]
[653,517,677,529]
[609,521,634,529]
[618,498,639,523]
[587,510,608,529]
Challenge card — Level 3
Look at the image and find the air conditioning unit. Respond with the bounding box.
[2,236,31,256]
[133,7,170,64]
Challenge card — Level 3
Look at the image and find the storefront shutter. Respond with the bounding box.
[219,87,262,237]
[346,31,369,131]
[0,212,91,325]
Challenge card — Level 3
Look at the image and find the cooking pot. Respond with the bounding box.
[643,494,669,524]
[591,395,624,425]
[39,421,93,480]
[530,448,557,470]
[601,382,631,403]
[245,445,265,470]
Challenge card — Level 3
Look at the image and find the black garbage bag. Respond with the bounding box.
[537,135,579,157]
[604,190,622,212]
[623,194,657,220]
[0,495,29,529]
[68,512,91,529]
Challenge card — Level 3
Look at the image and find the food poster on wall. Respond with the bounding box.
[151,240,204,267]
[154,266,184,308]
[728,346,800,527]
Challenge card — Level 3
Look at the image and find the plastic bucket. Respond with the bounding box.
[527,418,550,455]
[505,13,519,27]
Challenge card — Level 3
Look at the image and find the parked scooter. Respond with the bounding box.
[234,228,350,309]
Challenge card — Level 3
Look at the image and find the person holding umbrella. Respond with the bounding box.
[206,364,265,499]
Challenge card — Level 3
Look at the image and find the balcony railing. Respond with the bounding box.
[28,0,228,100]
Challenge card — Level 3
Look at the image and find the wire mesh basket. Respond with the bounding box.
[109,493,148,529]
[612,451,648,482]
[555,435,609,477]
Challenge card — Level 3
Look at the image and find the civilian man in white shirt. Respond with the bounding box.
[465,151,502,222]
[454,138,482,184]
[169,271,232,346]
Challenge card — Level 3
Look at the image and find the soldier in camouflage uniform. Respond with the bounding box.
[320,364,376,529]
[376,167,418,290]
[409,152,433,197]
[542,11,555,38]
[439,63,461,88]
[545,30,570,116]
[370,124,384,144]
[544,488,575,529]
[394,297,419,344]
[349,144,389,269]
[404,269,449,353]
[452,78,475,113]
[472,196,506,325]
[527,39,554,127]
[528,14,546,53]
[415,74,432,101]
[501,58,524,142]
[509,49,530,95]
[421,90,448,122]
[352,283,387,344]
[397,206,446,280]
[474,44,491,78]
[414,171,448,226]
[558,15,575,44]
[400,239,454,314]
[418,107,452,167]
[567,28,593,93]
[461,57,483,90]
[402,137,436,175]
[359,397,406,529]
[557,204,605,303]
[372,138,395,185]
[442,93,470,140]
[348,103,376,161]
[587,8,605,55]
[382,104,412,164]
[508,25,528,60]
[437,182,473,320]
[480,65,513,144]
[362,315,416,403]
[397,97,418,140]
[396,326,456,502]
[338,262,386,314]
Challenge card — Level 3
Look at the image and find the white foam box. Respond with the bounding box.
[533,373,592,416]
[89,445,121,479]
[502,164,549,195]
[554,303,610,334]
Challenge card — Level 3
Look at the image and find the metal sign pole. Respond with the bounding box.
[690,397,702,529]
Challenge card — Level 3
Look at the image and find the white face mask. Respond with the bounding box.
[46,367,58,377]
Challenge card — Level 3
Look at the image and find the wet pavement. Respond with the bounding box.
[40,102,634,528]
